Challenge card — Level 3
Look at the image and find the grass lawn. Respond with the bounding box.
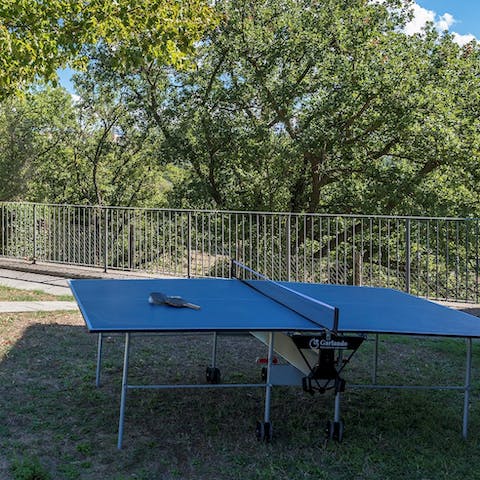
[0,285,74,302]
[0,311,480,480]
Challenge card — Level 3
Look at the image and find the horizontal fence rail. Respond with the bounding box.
[0,202,479,302]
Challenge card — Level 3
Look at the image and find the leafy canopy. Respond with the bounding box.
[91,0,478,214]
[1,0,480,218]
[0,0,216,98]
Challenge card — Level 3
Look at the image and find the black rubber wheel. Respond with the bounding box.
[206,367,221,384]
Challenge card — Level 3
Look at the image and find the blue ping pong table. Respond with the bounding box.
[69,261,480,449]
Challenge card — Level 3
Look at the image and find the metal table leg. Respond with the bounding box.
[96,333,103,388]
[463,338,472,439]
[255,332,275,441]
[372,334,379,385]
[211,332,218,368]
[334,350,343,423]
[264,332,275,425]
[117,333,131,450]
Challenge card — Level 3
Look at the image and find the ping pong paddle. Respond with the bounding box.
[148,292,201,310]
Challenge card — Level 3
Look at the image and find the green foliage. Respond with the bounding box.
[0,0,216,98]
[0,84,176,206]
[86,0,479,215]
[27,80,171,206]
[1,0,480,217]
[0,88,76,200]
[0,96,33,199]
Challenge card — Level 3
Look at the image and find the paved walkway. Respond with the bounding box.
[0,258,169,280]
[0,268,77,312]
[0,301,78,313]
[0,260,160,314]
[0,269,72,296]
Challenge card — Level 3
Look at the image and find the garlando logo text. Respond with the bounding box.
[309,338,349,349]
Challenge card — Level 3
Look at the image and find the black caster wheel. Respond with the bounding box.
[255,421,273,442]
[206,367,221,384]
[325,419,344,442]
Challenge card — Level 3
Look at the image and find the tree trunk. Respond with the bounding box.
[307,151,323,213]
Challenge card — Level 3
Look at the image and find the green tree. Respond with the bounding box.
[175,0,480,214]
[25,83,174,207]
[0,87,76,200]
[78,0,479,214]
[0,0,216,98]
[0,85,174,206]
[6,0,480,217]
[0,95,35,200]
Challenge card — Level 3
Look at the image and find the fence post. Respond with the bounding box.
[129,221,134,270]
[354,249,363,286]
[0,204,3,256]
[476,219,479,304]
[32,204,37,264]
[187,212,192,278]
[405,218,411,293]
[103,207,108,273]
[286,214,291,281]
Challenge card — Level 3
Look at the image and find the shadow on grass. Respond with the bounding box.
[1,313,480,480]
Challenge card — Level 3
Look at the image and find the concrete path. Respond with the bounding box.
[0,301,78,313]
[0,258,170,280]
[0,262,158,314]
[0,268,76,312]
[0,269,72,296]
[0,259,161,297]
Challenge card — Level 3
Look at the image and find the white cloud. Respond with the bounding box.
[404,4,435,35]
[452,32,476,47]
[71,94,81,104]
[404,3,476,46]
[436,13,455,31]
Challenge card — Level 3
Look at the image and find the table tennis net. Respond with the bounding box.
[231,260,339,332]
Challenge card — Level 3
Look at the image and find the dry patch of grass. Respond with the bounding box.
[0,311,480,479]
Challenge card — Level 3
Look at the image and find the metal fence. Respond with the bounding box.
[0,202,479,302]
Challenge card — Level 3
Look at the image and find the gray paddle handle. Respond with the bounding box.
[184,302,201,310]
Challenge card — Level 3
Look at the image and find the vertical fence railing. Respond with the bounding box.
[0,202,478,302]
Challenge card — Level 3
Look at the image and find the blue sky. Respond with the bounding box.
[58,68,75,93]
[58,1,480,94]
[417,1,480,37]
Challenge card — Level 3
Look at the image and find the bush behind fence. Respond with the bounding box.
[1,202,479,302]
